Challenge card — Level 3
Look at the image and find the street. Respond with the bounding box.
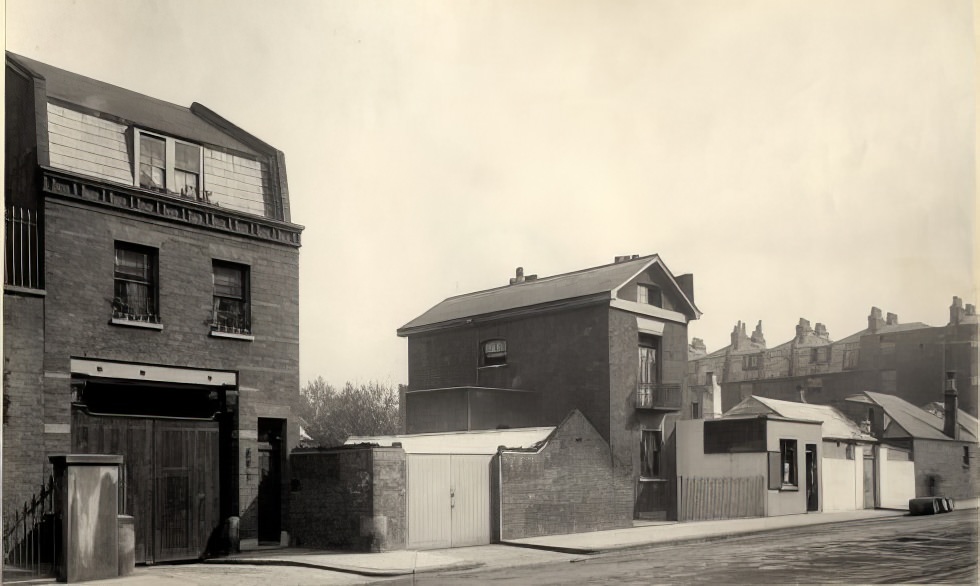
[402,510,978,585]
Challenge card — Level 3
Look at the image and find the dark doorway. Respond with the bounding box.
[257,418,284,544]
[863,454,876,508]
[805,444,818,512]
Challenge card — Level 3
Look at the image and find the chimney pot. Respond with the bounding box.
[509,266,525,285]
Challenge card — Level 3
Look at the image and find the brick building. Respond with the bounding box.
[3,53,303,561]
[396,254,700,520]
[687,299,979,417]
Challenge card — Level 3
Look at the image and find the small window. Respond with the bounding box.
[846,444,855,460]
[175,142,202,198]
[810,347,829,364]
[964,446,970,467]
[640,429,662,478]
[482,339,507,366]
[743,354,761,370]
[691,401,701,419]
[780,439,798,487]
[113,242,159,323]
[139,134,166,191]
[212,261,250,334]
[843,349,859,369]
[637,285,662,308]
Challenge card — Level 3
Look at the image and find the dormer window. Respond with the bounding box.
[482,339,507,366]
[637,284,662,308]
[135,130,204,199]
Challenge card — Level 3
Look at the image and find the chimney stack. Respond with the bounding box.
[814,323,829,339]
[795,318,813,343]
[614,255,631,263]
[750,321,766,346]
[509,267,525,285]
[868,307,885,332]
[944,371,959,439]
[949,297,964,325]
[886,312,898,326]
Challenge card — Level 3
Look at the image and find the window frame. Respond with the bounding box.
[481,339,508,367]
[637,284,663,308]
[134,128,206,199]
[640,428,663,479]
[111,241,161,327]
[211,260,251,338]
[742,353,761,370]
[809,347,829,364]
[779,439,798,488]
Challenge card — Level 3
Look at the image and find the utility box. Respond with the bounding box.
[50,454,124,583]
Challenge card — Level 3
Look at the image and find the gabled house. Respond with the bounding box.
[397,254,701,520]
[3,53,303,561]
[845,383,979,500]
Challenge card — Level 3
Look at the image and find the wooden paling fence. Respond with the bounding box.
[677,476,765,521]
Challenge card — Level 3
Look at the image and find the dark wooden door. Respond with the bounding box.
[257,442,281,542]
[71,409,219,563]
[805,444,818,512]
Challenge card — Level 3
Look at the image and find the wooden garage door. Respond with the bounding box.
[72,410,219,563]
[406,454,491,549]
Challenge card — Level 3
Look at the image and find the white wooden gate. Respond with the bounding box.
[406,454,491,549]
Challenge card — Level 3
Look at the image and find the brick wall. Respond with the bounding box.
[36,198,300,539]
[2,294,47,512]
[289,447,406,551]
[497,410,633,540]
[912,439,980,500]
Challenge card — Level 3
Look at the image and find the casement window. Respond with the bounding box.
[113,243,159,324]
[135,130,204,199]
[637,284,662,308]
[212,261,250,334]
[743,354,761,370]
[482,339,507,366]
[638,335,659,386]
[640,429,662,478]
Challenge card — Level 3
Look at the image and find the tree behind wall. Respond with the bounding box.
[299,377,400,447]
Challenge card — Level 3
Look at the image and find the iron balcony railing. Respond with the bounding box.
[4,206,43,290]
[636,383,682,411]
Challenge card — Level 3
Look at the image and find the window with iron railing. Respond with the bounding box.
[4,206,43,290]
[113,243,159,323]
[212,261,250,335]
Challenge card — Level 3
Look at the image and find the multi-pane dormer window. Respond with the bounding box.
[136,130,204,200]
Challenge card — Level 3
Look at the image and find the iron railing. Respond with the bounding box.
[4,206,42,289]
[2,475,57,579]
[636,383,682,410]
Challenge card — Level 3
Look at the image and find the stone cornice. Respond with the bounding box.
[41,167,303,247]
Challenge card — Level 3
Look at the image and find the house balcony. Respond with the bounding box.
[635,383,682,411]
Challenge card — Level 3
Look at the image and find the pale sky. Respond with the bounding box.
[5,0,976,388]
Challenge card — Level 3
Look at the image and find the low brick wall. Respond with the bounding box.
[497,411,633,540]
[289,446,405,551]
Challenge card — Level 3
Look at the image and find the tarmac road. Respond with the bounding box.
[403,509,979,585]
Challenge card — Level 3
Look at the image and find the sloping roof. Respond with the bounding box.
[398,254,700,334]
[922,402,980,437]
[856,392,978,443]
[7,52,259,155]
[834,323,932,345]
[345,426,555,454]
[726,396,875,441]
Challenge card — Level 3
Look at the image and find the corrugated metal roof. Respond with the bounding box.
[726,396,876,441]
[345,426,555,454]
[8,52,259,155]
[398,254,699,333]
[863,392,978,443]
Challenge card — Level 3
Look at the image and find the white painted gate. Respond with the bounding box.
[406,454,491,549]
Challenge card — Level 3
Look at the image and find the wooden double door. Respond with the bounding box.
[406,454,491,549]
[72,409,220,563]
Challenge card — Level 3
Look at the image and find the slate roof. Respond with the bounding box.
[834,323,932,345]
[851,391,978,443]
[346,427,555,454]
[398,254,700,334]
[726,396,876,441]
[7,52,259,155]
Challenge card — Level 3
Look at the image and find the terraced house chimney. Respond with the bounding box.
[868,307,885,332]
[944,371,959,439]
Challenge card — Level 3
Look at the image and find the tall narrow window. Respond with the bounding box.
[113,243,159,323]
[637,335,659,407]
[139,134,166,191]
[692,400,701,419]
[640,429,662,478]
[212,261,250,334]
[175,142,201,197]
[780,439,798,486]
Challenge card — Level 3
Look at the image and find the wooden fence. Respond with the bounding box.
[677,475,765,521]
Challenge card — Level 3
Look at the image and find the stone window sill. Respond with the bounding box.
[110,318,163,331]
[210,330,255,341]
[4,285,46,296]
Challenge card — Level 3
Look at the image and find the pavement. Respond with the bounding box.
[200,506,950,577]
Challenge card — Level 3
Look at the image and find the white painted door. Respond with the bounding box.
[450,455,491,547]
[406,454,491,549]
